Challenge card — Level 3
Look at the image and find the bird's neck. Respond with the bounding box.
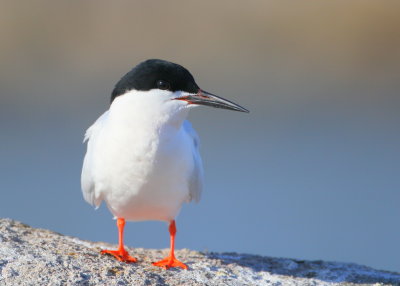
[108,92,189,131]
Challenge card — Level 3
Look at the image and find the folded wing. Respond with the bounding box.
[81,111,109,208]
[183,120,204,203]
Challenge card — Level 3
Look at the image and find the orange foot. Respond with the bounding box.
[152,256,188,270]
[101,249,137,263]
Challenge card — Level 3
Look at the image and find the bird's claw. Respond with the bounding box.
[101,249,137,263]
[152,256,188,270]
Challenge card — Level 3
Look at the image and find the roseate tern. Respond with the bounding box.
[81,59,248,269]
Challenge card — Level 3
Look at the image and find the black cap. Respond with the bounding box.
[111,59,200,103]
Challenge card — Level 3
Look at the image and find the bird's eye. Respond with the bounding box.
[156,80,171,90]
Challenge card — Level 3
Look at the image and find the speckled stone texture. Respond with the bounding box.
[0,218,399,286]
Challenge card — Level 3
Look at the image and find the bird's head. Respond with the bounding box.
[110,59,249,113]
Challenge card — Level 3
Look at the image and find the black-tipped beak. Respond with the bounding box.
[176,90,249,113]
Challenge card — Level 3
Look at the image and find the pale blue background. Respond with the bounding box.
[1,1,399,272]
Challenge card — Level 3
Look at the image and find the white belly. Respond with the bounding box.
[92,120,194,222]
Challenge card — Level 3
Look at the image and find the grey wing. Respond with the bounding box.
[81,111,108,208]
[183,120,204,202]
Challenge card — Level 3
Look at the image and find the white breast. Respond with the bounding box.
[81,90,199,222]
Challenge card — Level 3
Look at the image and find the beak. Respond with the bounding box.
[176,89,249,113]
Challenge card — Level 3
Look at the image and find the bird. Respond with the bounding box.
[81,59,248,269]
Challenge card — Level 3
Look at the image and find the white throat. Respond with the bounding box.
[109,89,190,131]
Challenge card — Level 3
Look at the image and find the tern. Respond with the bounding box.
[81,59,248,269]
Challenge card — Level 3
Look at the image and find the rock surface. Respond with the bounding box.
[0,218,399,286]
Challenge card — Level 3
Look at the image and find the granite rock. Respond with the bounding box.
[0,218,399,286]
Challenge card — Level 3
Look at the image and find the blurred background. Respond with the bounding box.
[1,1,399,272]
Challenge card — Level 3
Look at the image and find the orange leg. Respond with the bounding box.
[101,218,137,263]
[152,220,188,270]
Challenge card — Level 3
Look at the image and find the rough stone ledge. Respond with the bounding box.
[0,218,399,286]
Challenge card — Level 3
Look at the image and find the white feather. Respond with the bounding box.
[183,120,203,202]
[81,89,204,222]
[81,111,109,207]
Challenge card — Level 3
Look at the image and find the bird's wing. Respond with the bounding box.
[81,111,109,208]
[183,120,204,203]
